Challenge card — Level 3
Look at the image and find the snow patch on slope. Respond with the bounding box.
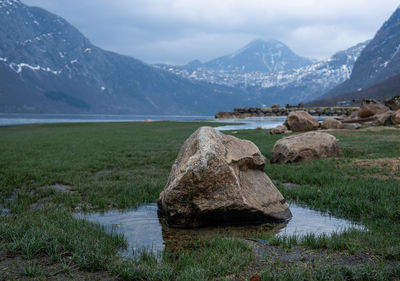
[9,62,61,75]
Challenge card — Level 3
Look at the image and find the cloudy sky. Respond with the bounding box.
[23,0,400,65]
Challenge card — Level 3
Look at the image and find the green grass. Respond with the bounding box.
[1,122,400,280]
[260,263,400,281]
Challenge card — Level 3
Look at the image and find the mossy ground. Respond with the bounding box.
[0,122,399,280]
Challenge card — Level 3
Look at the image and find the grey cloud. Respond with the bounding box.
[22,0,400,64]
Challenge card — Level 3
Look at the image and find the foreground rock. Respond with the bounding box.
[271,132,340,164]
[158,127,292,228]
[321,118,344,129]
[285,111,319,132]
[392,109,400,125]
[270,125,289,135]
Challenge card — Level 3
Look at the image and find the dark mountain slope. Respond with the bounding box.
[0,0,247,114]
[308,73,400,106]
[322,6,400,99]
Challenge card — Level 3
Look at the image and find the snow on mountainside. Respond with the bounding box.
[156,40,369,103]
[194,39,313,73]
[0,0,253,114]
[324,6,400,98]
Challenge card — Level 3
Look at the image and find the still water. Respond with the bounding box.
[0,113,212,126]
[0,113,334,131]
[76,203,363,257]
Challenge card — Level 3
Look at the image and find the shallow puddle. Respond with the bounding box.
[76,203,363,257]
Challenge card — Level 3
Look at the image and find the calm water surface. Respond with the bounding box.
[76,203,363,257]
[0,113,212,126]
[0,113,334,131]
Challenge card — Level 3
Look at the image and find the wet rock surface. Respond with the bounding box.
[270,132,340,164]
[158,127,291,228]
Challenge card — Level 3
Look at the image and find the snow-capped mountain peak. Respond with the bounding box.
[156,40,369,104]
[199,38,313,73]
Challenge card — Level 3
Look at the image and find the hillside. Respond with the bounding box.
[321,6,400,99]
[0,0,249,115]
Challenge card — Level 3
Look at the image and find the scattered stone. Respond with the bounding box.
[48,184,73,193]
[270,125,288,135]
[250,273,262,281]
[372,111,394,126]
[358,103,389,118]
[285,111,319,132]
[321,118,344,129]
[392,109,400,125]
[343,123,361,130]
[214,112,233,119]
[158,127,292,228]
[270,132,340,164]
[385,96,400,111]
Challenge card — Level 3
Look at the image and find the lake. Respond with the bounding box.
[0,113,333,130]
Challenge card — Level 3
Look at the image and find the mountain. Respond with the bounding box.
[0,0,252,115]
[308,73,400,106]
[322,6,400,99]
[193,39,313,73]
[156,40,369,104]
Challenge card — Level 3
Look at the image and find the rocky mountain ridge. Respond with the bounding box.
[323,6,400,99]
[197,39,313,73]
[156,40,369,104]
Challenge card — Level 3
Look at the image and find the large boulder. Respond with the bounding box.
[270,125,288,135]
[270,132,340,164]
[358,103,389,118]
[321,118,344,130]
[385,96,400,111]
[285,111,319,132]
[372,111,394,126]
[158,127,291,228]
[392,109,400,125]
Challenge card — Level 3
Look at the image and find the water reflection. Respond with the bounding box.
[76,202,363,257]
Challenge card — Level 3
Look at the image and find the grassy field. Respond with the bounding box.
[0,122,399,280]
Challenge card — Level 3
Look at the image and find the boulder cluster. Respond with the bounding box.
[269,97,400,136]
[158,97,399,229]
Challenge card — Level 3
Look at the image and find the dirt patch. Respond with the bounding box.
[230,240,380,281]
[354,158,400,171]
[360,126,400,132]
[351,158,400,181]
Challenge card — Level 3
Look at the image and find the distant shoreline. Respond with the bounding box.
[215,106,359,119]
